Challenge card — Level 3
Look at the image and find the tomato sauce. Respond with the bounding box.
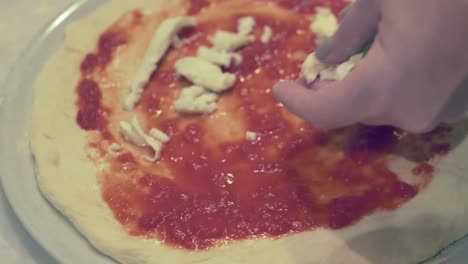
[75,0,453,250]
[76,79,103,130]
[80,30,127,75]
[188,0,211,15]
[276,0,348,14]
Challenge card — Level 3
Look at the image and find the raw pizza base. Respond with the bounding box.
[30,0,468,263]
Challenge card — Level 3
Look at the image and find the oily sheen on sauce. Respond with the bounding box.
[75,0,452,250]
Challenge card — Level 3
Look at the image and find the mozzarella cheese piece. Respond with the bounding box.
[211,31,255,52]
[108,143,122,152]
[119,118,147,147]
[310,7,338,45]
[119,116,169,162]
[302,8,364,83]
[238,16,256,36]
[246,131,259,141]
[172,17,256,115]
[301,52,364,83]
[174,85,219,114]
[261,26,273,43]
[301,52,329,83]
[149,128,170,143]
[175,57,236,92]
[124,16,196,111]
[197,46,241,67]
[320,54,364,81]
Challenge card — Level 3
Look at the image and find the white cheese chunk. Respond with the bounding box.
[119,116,169,162]
[149,128,170,143]
[175,57,236,92]
[334,54,364,80]
[119,118,147,147]
[174,85,219,114]
[178,85,206,98]
[301,52,329,83]
[301,52,364,83]
[261,26,273,44]
[108,143,122,153]
[142,138,164,162]
[124,16,196,111]
[197,46,241,67]
[310,7,338,45]
[246,131,259,141]
[211,31,255,52]
[238,16,256,36]
[317,67,337,81]
[303,7,364,83]
[320,54,364,81]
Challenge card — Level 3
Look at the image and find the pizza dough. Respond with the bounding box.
[30,0,468,263]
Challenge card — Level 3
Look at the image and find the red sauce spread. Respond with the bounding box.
[188,0,211,15]
[80,30,127,75]
[412,163,434,176]
[76,79,103,130]
[75,0,453,250]
[276,0,348,14]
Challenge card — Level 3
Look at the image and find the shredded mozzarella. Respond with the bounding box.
[211,31,255,52]
[260,26,273,43]
[238,16,256,36]
[175,57,237,92]
[119,116,169,162]
[124,16,196,111]
[310,7,338,45]
[174,86,219,114]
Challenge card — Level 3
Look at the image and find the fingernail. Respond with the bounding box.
[339,4,352,19]
[316,38,333,60]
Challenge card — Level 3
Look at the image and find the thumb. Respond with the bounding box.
[317,0,380,65]
[273,41,387,129]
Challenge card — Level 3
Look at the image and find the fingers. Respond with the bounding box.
[339,4,352,19]
[273,41,387,130]
[273,80,360,129]
[317,0,380,64]
[435,76,468,124]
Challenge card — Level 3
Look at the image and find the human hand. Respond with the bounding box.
[273,0,468,133]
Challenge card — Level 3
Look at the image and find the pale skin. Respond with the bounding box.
[273,0,468,133]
